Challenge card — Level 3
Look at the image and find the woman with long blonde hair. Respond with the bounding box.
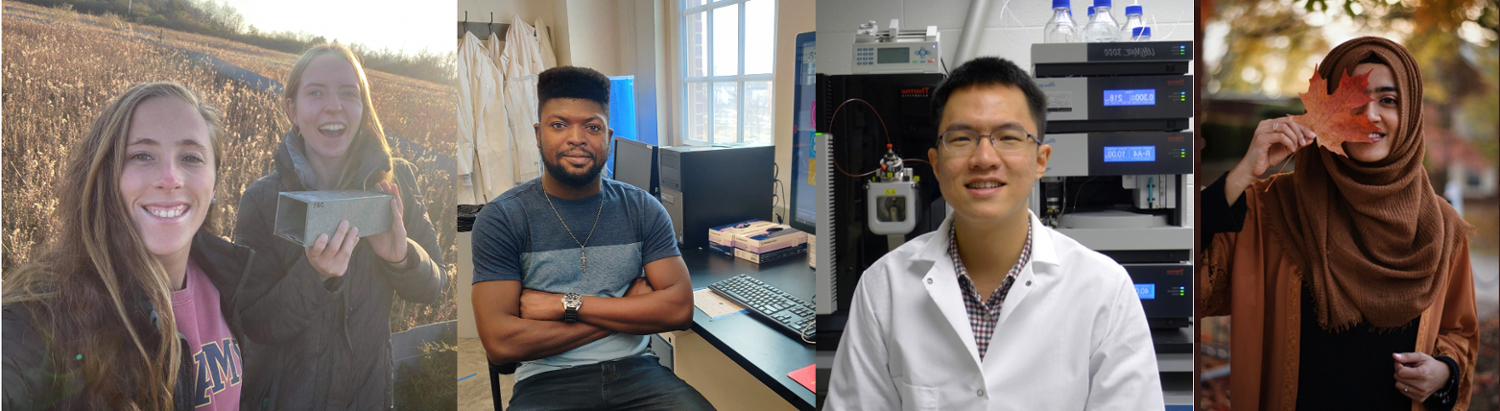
[3,82,258,410]
[232,42,446,409]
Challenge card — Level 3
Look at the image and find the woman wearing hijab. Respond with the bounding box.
[1200,36,1478,410]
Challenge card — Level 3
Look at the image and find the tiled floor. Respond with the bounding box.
[457,338,510,411]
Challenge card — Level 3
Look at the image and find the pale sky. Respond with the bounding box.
[219,0,453,56]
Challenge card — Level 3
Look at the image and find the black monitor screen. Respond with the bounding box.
[613,138,655,194]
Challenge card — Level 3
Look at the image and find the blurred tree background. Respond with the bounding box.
[1198,1,1499,410]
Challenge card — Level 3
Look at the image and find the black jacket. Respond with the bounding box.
[2,231,263,410]
[233,132,446,410]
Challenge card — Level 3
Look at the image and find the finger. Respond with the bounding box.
[1395,363,1426,380]
[337,227,360,260]
[1395,352,1432,363]
[1293,122,1317,146]
[1395,382,1418,400]
[1283,115,1312,138]
[1281,116,1310,144]
[1276,118,1301,144]
[309,233,330,257]
[1276,130,1300,156]
[330,220,350,245]
[1257,118,1279,135]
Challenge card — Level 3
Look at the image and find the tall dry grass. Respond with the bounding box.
[2,4,457,333]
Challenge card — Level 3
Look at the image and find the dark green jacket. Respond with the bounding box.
[233,132,446,410]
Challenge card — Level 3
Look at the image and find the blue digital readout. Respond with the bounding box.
[1103,146,1156,163]
[1102,89,1156,106]
[1135,284,1155,300]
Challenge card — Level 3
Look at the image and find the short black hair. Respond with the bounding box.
[930,57,1047,138]
[537,66,611,115]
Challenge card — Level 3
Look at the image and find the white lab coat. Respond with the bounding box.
[826,211,1163,411]
[500,15,545,184]
[535,18,557,69]
[456,32,511,204]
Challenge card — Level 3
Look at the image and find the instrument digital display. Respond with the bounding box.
[1103,145,1156,163]
[877,47,909,64]
[1135,284,1156,300]
[1102,88,1156,106]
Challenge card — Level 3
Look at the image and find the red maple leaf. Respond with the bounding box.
[1290,66,1382,157]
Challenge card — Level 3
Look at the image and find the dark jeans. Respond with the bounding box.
[509,355,716,411]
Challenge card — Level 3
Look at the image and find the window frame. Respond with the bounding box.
[679,0,776,145]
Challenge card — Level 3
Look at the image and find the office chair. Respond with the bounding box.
[490,361,517,409]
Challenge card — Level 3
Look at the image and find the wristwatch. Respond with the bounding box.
[562,293,583,323]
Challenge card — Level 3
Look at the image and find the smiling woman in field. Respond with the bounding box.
[230,42,446,410]
[1200,37,1478,410]
[2,82,259,410]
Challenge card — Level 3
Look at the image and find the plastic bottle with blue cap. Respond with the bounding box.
[1043,0,1081,43]
[1120,4,1146,41]
[1082,0,1121,42]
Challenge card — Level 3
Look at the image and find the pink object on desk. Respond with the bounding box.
[788,364,815,392]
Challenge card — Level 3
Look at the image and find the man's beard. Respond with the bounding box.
[544,149,607,187]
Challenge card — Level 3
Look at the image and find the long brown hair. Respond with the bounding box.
[1,82,225,409]
[282,42,393,189]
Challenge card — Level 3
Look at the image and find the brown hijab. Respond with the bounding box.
[1262,36,1471,331]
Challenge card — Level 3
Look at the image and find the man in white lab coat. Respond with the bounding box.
[826,57,1163,410]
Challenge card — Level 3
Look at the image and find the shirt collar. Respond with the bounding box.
[947,216,1032,280]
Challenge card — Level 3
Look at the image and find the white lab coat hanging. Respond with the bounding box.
[500,15,545,185]
[457,31,511,203]
[826,211,1164,411]
[535,18,557,69]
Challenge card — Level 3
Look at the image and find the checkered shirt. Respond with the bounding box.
[949,219,1032,360]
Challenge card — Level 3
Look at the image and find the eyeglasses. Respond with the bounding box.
[938,129,1042,154]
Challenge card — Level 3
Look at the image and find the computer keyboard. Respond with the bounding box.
[708,274,815,343]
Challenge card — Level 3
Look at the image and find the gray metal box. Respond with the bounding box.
[275,190,394,246]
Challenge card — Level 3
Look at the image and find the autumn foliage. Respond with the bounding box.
[1291,66,1382,157]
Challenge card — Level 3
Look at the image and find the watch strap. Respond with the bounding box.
[563,293,581,323]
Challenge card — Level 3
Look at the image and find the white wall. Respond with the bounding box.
[566,0,625,75]
[774,0,816,221]
[816,0,1194,75]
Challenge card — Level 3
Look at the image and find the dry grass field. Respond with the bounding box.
[2,1,457,333]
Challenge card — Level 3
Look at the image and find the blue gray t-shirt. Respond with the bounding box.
[471,178,680,381]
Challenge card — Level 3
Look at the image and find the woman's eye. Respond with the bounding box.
[183,154,205,164]
[130,152,153,162]
[1381,96,1398,105]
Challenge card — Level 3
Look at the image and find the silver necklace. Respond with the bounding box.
[544,189,605,273]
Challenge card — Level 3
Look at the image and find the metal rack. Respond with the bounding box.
[457,12,551,40]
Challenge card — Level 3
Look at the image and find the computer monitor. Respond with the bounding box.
[612,137,658,197]
[788,31,817,234]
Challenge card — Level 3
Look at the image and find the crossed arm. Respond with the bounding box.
[472,256,695,365]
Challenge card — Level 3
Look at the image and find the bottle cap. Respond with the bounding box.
[1053,0,1070,9]
[1133,27,1151,38]
[1125,5,1142,15]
